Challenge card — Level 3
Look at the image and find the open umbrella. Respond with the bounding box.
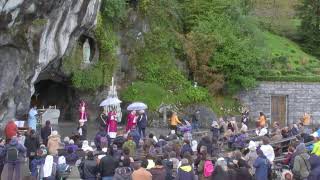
[99,97,122,107]
[127,102,148,111]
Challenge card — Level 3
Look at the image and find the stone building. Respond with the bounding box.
[238,82,320,126]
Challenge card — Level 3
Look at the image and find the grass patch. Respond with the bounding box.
[263,31,320,76]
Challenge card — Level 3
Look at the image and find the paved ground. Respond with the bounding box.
[1,121,189,179]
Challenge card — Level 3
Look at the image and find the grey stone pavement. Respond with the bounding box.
[1,121,179,180]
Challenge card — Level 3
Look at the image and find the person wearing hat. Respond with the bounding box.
[312,132,320,156]
[245,141,258,174]
[292,143,311,180]
[211,121,220,142]
[4,120,17,143]
[47,130,61,155]
[176,158,195,180]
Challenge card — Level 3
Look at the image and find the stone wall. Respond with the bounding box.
[238,82,320,125]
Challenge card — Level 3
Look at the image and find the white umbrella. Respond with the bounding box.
[127,102,148,111]
[99,97,122,107]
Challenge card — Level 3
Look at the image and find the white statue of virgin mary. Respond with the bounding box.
[83,39,91,64]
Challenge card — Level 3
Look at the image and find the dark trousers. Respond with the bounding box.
[170,125,177,133]
[138,127,146,138]
[0,164,4,178]
[29,156,35,172]
[6,162,21,180]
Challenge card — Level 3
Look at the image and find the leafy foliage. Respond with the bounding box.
[180,0,267,93]
[296,0,320,57]
[101,0,127,22]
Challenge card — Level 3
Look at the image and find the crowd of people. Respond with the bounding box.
[0,109,320,180]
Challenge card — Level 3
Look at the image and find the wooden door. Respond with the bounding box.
[271,95,287,126]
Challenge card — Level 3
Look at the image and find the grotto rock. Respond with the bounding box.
[0,0,100,123]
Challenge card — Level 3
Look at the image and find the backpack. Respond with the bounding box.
[203,160,214,177]
[6,146,18,161]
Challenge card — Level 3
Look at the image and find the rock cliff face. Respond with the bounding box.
[0,0,100,123]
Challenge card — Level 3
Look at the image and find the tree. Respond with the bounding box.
[297,0,320,57]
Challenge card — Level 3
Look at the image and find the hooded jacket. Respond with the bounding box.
[293,143,311,179]
[47,134,61,155]
[5,121,17,140]
[308,154,320,180]
[113,166,133,180]
[176,165,195,180]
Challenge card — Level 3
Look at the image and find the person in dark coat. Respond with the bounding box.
[308,154,320,180]
[211,165,229,180]
[24,130,40,172]
[65,147,79,165]
[94,127,109,150]
[181,140,193,158]
[113,157,133,180]
[0,138,6,176]
[79,151,97,180]
[41,120,52,146]
[197,136,212,155]
[137,110,147,138]
[149,157,167,180]
[176,158,195,180]
[162,153,173,180]
[98,109,108,129]
[99,149,118,179]
[253,149,269,180]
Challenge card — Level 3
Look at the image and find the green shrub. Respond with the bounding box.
[121,82,174,111]
[101,0,127,22]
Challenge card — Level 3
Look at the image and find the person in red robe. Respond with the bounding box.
[107,110,117,138]
[126,110,137,132]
